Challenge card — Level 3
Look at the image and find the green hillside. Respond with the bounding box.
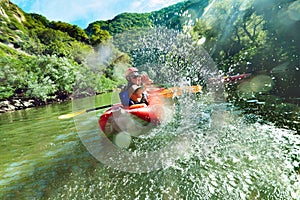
[0,0,210,109]
[85,0,209,36]
[0,0,129,108]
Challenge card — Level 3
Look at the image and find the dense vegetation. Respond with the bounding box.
[0,0,128,105]
[0,0,211,105]
[190,0,299,97]
[85,0,209,37]
[189,0,300,132]
[85,13,153,36]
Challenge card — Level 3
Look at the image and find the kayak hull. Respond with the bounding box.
[224,73,251,82]
[210,73,252,83]
[98,103,163,136]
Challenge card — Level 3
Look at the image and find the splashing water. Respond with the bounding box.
[68,1,300,198]
[69,35,299,198]
[72,26,224,173]
[53,93,300,199]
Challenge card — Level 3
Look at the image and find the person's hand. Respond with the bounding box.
[141,74,153,85]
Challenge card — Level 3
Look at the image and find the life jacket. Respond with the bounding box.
[129,93,148,106]
[119,84,149,107]
[119,90,130,107]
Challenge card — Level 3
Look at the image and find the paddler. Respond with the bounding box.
[128,85,148,106]
[119,67,153,107]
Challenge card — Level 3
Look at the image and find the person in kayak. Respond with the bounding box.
[119,67,153,107]
[128,85,149,106]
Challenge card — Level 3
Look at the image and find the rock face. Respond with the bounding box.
[0,0,26,21]
[0,4,9,19]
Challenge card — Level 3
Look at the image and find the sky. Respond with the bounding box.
[10,0,183,29]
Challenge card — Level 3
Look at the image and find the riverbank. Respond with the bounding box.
[0,90,115,113]
[0,96,70,113]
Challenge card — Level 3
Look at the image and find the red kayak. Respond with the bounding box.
[98,103,161,135]
[223,73,251,82]
[209,73,251,83]
[98,91,172,136]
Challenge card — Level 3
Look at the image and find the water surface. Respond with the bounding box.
[1,93,299,199]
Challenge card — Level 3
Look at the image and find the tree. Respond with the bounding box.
[49,21,90,43]
[89,24,112,46]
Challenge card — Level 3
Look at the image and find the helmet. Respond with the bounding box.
[128,84,142,97]
[125,67,139,80]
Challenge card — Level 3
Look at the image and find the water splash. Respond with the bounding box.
[55,98,300,199]
[72,25,225,173]
[69,1,300,198]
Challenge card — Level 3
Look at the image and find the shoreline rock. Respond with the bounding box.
[0,97,70,113]
[0,90,112,113]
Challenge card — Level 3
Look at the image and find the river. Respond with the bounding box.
[0,92,299,199]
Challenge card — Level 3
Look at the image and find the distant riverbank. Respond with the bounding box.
[0,96,70,113]
[0,89,115,113]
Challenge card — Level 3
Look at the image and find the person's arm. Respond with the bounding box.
[141,73,153,86]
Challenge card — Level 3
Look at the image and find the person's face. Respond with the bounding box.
[130,75,141,85]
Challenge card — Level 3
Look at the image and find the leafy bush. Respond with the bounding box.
[0,53,124,101]
[0,63,19,98]
[0,55,80,100]
[49,21,89,43]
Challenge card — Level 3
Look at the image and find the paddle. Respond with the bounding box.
[58,104,113,119]
[58,85,202,119]
[157,85,202,98]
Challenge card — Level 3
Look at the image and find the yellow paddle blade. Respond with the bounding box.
[182,85,203,93]
[159,88,182,98]
[160,91,175,98]
[58,109,87,119]
[159,85,202,98]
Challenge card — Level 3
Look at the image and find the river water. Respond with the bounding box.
[1,92,299,199]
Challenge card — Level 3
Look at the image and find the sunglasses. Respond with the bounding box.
[130,75,140,79]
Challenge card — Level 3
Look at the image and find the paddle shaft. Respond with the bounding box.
[86,104,113,112]
[58,104,113,119]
